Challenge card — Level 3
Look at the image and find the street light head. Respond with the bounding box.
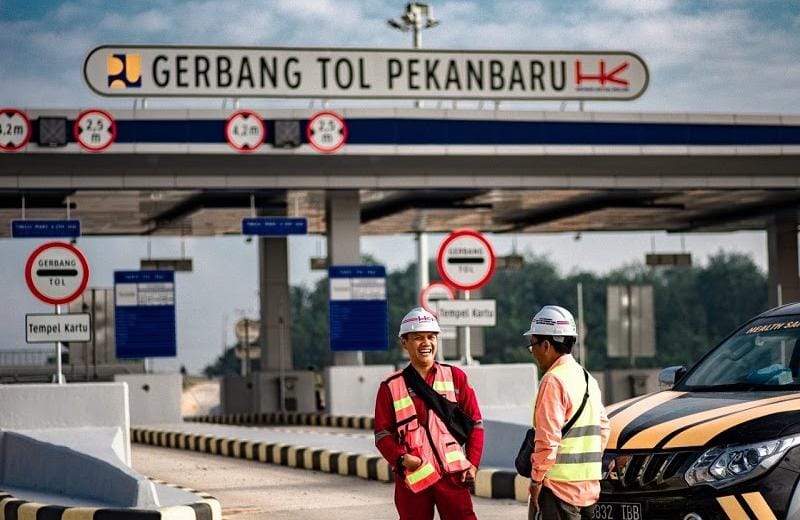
[425,18,440,29]
[387,18,410,31]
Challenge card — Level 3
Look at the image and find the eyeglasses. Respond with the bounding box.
[527,337,542,353]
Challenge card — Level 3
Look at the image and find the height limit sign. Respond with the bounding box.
[307,111,347,153]
[437,229,496,291]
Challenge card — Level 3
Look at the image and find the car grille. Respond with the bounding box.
[601,451,698,491]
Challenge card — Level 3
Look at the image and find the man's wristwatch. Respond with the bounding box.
[397,454,406,467]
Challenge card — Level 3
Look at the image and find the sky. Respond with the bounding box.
[1,0,798,374]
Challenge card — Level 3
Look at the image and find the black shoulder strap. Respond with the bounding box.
[562,368,590,436]
[402,365,452,421]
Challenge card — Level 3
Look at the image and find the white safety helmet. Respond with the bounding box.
[398,307,441,337]
[522,305,578,342]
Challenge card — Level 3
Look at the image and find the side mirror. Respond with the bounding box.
[658,366,687,389]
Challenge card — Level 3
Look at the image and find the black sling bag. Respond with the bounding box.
[515,368,590,477]
[402,365,476,445]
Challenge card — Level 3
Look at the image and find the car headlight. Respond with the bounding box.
[685,434,800,488]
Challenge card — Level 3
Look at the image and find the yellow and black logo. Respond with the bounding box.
[107,53,141,89]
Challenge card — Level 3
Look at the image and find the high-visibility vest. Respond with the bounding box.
[533,359,603,482]
[384,364,472,493]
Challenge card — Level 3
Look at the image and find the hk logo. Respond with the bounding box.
[575,60,629,87]
[107,53,141,89]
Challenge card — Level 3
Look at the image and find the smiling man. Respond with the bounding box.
[373,307,484,520]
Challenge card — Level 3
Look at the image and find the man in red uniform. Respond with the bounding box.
[374,307,484,520]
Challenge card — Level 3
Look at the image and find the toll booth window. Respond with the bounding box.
[682,317,800,389]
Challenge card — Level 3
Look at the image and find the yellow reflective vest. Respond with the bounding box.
[533,358,603,481]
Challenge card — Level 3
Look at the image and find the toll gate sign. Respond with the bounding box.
[25,242,90,305]
[114,270,176,358]
[329,265,388,351]
[437,229,496,291]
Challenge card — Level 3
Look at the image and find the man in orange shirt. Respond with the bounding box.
[524,305,610,519]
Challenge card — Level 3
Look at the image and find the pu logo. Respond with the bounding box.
[107,53,141,89]
[575,60,629,87]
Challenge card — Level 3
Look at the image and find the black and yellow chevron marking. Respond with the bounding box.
[0,480,221,519]
[717,492,778,520]
[618,393,800,450]
[606,391,687,449]
[185,412,374,430]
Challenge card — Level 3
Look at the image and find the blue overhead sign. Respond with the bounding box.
[242,217,308,236]
[114,270,176,359]
[328,265,388,352]
[12,219,80,238]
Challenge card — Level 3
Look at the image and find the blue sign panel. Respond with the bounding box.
[329,265,388,352]
[242,217,308,236]
[12,219,80,238]
[114,270,176,358]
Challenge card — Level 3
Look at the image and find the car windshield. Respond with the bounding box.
[681,316,800,390]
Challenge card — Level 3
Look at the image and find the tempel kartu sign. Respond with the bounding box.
[84,46,648,101]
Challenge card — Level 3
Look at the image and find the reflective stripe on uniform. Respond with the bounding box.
[445,449,467,464]
[433,380,455,393]
[407,462,436,485]
[394,396,413,412]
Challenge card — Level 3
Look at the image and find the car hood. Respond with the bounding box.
[606,390,800,451]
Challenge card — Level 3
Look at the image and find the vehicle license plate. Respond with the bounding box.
[591,502,642,520]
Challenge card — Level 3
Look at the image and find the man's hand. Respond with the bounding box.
[461,464,477,486]
[529,480,543,511]
[401,454,423,471]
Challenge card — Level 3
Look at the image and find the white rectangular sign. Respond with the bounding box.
[85,46,648,101]
[26,313,91,343]
[436,300,496,327]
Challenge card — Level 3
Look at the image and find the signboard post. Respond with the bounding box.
[328,265,388,352]
[114,270,176,361]
[436,229,496,364]
[25,242,90,384]
[234,318,260,376]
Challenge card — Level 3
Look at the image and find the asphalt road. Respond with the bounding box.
[132,444,525,519]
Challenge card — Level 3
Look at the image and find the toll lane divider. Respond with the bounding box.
[133,423,529,503]
[0,480,221,520]
[185,412,374,430]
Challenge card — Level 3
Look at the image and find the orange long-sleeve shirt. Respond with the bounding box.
[531,354,610,507]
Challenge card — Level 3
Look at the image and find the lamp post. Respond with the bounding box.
[387,2,440,50]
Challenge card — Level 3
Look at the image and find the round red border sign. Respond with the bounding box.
[74,109,117,152]
[225,110,267,152]
[25,242,90,305]
[419,281,456,316]
[436,229,496,291]
[0,108,32,152]
[306,111,347,154]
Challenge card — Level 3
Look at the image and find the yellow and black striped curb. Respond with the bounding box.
[132,428,529,503]
[185,412,374,430]
[133,428,393,482]
[0,479,221,520]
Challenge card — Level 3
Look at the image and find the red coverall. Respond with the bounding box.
[374,363,485,520]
